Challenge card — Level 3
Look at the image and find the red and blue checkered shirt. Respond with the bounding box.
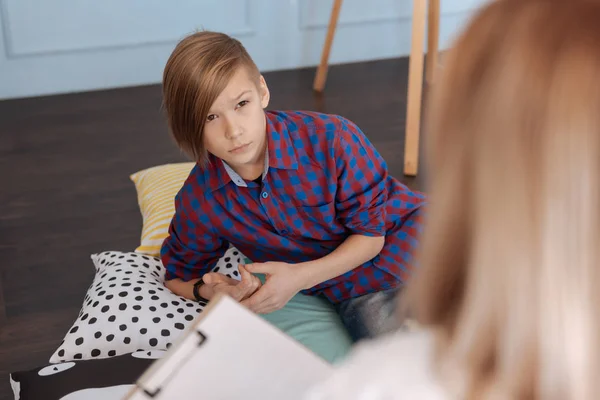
[161,110,426,303]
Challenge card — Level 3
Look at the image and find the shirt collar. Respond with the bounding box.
[222,150,269,188]
[203,111,298,192]
[203,155,231,192]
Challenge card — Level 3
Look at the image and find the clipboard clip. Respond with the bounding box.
[140,330,208,398]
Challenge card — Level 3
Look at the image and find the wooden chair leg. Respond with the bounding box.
[313,0,344,92]
[426,0,440,84]
[404,0,428,176]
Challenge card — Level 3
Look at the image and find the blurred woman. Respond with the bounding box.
[306,0,600,398]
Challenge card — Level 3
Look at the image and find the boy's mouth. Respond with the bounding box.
[229,143,251,154]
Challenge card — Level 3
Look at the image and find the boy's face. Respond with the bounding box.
[203,66,270,174]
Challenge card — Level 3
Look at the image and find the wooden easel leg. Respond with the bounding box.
[426,0,440,84]
[313,0,343,92]
[404,0,428,176]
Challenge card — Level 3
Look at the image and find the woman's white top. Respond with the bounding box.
[305,330,447,400]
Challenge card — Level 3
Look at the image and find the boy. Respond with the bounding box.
[161,31,426,342]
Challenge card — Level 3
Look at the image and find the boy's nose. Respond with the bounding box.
[224,118,242,139]
[225,127,243,140]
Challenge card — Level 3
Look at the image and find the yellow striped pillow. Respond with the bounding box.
[130,162,196,257]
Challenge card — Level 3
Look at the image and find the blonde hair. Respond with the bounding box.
[162,31,260,165]
[408,0,600,398]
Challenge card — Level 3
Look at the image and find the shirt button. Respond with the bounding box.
[261,192,269,199]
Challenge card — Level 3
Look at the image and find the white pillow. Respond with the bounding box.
[49,247,244,363]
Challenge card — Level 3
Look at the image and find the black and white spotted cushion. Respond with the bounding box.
[49,247,244,363]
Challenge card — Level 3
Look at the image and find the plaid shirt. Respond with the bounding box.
[161,111,426,303]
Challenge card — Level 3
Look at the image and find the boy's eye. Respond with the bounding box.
[206,114,217,122]
[237,100,249,108]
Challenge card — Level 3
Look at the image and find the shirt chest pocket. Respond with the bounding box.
[294,202,344,239]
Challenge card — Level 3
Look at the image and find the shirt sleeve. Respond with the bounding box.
[333,117,388,236]
[160,190,228,281]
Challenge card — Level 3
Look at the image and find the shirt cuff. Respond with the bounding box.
[344,219,386,237]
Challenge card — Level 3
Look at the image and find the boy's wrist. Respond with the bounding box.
[295,261,321,291]
[199,282,215,301]
[193,280,210,302]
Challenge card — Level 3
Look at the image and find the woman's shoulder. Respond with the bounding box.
[305,330,447,400]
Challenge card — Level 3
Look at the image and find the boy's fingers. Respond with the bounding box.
[248,279,260,296]
[244,267,258,283]
[232,286,247,301]
[252,275,261,289]
[239,265,262,294]
[220,282,246,301]
[252,302,273,314]
[203,273,225,284]
[254,305,274,315]
[246,262,276,275]
[239,266,254,289]
[242,286,271,311]
[239,265,252,281]
[208,272,237,285]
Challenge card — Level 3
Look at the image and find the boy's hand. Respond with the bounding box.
[241,262,306,314]
[202,265,261,302]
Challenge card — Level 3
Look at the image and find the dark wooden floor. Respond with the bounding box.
[0,57,426,399]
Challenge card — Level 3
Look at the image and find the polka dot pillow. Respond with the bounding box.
[49,247,244,363]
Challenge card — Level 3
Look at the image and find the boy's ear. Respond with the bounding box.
[259,75,270,109]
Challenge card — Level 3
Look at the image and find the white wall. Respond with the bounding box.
[0,0,486,100]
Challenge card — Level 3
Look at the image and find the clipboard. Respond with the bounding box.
[123,293,334,400]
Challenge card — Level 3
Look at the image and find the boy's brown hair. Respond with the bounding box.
[162,31,261,164]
